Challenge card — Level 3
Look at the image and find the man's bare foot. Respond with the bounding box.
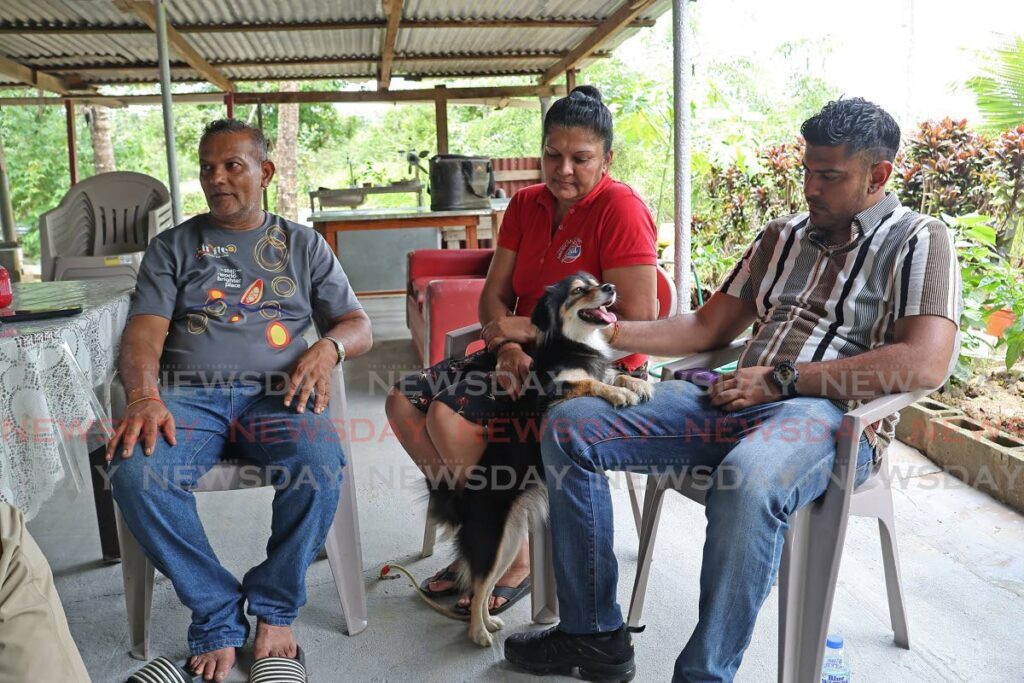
[253,619,298,660]
[189,647,235,682]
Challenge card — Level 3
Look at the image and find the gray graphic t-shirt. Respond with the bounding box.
[129,212,361,385]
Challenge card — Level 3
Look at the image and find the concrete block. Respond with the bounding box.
[981,432,1024,513]
[927,416,1024,514]
[896,398,961,452]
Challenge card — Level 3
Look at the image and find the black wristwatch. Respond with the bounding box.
[770,360,800,398]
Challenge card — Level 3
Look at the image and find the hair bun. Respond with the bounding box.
[569,85,603,104]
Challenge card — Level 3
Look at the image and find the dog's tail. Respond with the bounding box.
[379,563,470,622]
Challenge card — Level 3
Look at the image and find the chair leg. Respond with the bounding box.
[777,512,806,683]
[421,501,438,558]
[777,497,853,683]
[877,512,910,649]
[625,472,643,537]
[325,463,368,636]
[114,505,153,661]
[627,481,668,629]
[529,516,559,624]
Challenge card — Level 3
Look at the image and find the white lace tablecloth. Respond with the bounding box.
[0,280,132,520]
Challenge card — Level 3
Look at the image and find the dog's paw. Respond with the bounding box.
[627,380,653,402]
[485,615,504,633]
[605,387,641,408]
[469,626,495,647]
[616,376,654,402]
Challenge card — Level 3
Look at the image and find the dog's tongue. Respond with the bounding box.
[583,307,617,324]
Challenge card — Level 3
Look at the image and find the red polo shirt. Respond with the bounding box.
[497,174,657,371]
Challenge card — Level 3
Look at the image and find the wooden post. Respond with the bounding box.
[565,68,577,92]
[256,103,269,211]
[225,92,234,118]
[435,85,448,155]
[65,99,77,185]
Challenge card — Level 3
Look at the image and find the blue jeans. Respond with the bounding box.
[110,383,345,655]
[540,380,873,683]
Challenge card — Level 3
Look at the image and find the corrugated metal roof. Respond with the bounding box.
[0,1,669,91]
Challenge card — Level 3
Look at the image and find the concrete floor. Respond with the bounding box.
[27,295,1024,682]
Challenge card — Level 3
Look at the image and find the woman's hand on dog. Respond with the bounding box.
[482,316,537,351]
[709,366,783,412]
[495,344,533,400]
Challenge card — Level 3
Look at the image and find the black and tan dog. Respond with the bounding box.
[418,272,651,647]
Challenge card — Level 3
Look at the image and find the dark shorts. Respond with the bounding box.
[393,349,649,429]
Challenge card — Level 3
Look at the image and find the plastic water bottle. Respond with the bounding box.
[820,633,851,682]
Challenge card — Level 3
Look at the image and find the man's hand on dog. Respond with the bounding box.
[482,316,536,351]
[709,366,783,412]
[284,339,337,414]
[495,343,532,400]
[106,398,176,461]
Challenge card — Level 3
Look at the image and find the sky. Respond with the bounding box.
[616,0,1024,129]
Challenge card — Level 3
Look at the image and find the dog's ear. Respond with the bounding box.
[532,287,560,345]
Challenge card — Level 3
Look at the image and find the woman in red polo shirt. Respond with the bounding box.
[386,85,658,614]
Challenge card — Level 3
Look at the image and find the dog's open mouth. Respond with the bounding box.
[578,305,617,325]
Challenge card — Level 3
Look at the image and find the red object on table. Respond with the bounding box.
[0,266,12,309]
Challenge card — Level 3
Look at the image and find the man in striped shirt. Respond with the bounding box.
[502,99,961,682]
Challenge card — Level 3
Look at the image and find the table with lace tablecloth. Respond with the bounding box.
[0,280,132,522]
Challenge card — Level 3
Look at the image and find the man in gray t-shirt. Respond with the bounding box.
[107,119,372,681]
[131,210,362,385]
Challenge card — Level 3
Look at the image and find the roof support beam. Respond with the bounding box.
[0,84,566,107]
[539,0,659,85]
[45,51,612,73]
[0,54,70,95]
[0,18,656,35]
[378,0,404,90]
[112,0,234,92]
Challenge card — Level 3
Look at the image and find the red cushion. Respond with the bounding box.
[411,275,480,306]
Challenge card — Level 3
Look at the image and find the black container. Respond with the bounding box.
[429,155,495,211]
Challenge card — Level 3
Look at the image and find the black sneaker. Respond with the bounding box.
[504,624,636,682]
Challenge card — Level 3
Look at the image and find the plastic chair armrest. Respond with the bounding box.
[658,340,748,381]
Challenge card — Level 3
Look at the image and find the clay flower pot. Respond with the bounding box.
[986,308,1015,338]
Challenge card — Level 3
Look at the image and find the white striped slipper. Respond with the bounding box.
[127,656,197,683]
[248,645,307,683]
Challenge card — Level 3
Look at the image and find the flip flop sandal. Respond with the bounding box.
[454,576,532,616]
[248,645,307,683]
[126,656,198,683]
[419,565,461,597]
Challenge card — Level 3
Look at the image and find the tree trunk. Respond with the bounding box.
[84,106,116,174]
[274,82,300,221]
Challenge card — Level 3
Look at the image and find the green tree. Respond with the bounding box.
[966,35,1024,133]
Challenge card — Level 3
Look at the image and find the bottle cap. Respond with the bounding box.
[826,633,844,649]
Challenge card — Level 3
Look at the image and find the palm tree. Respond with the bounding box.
[965,35,1024,132]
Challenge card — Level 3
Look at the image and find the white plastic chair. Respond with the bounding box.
[39,171,172,283]
[624,341,920,683]
[112,337,367,660]
[420,266,677,625]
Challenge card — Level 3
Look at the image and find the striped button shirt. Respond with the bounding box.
[719,192,962,453]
